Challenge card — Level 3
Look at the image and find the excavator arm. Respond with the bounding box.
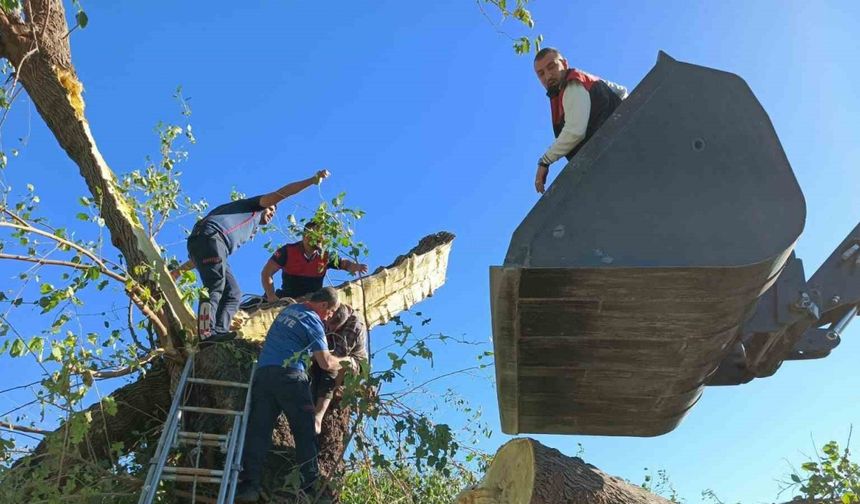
[708,222,860,385]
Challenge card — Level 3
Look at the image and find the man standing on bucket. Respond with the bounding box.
[172,170,329,339]
[533,47,628,194]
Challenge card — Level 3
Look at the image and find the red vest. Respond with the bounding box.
[549,69,622,160]
[281,242,329,277]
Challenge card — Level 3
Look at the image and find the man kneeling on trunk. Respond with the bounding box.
[312,303,368,434]
[236,287,359,502]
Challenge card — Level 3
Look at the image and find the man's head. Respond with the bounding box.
[260,205,277,225]
[325,304,352,333]
[306,286,340,321]
[302,221,321,252]
[533,47,569,91]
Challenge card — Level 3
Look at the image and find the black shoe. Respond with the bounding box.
[208,331,237,343]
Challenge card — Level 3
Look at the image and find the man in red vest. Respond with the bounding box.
[533,47,628,194]
[260,221,368,302]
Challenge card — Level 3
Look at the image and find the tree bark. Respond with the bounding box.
[0,0,195,354]
[457,438,673,504]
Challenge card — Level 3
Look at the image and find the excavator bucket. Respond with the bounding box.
[491,52,805,436]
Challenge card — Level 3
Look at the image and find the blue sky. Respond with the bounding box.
[1,1,859,502]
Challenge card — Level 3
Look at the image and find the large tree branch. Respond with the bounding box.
[0,0,194,355]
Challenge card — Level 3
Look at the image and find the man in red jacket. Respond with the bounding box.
[260,221,368,302]
[533,47,628,194]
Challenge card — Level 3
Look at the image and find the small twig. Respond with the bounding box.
[0,252,125,282]
[70,348,166,380]
[0,379,41,395]
[127,298,145,351]
[0,420,49,435]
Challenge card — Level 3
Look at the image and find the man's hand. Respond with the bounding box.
[170,269,181,281]
[314,169,330,184]
[348,262,368,275]
[535,164,549,194]
[265,292,279,304]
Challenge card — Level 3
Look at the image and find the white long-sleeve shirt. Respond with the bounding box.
[539,78,628,166]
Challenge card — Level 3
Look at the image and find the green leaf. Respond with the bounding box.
[28,336,44,359]
[76,212,89,221]
[790,473,801,483]
[102,396,118,416]
[10,338,25,357]
[51,344,63,362]
[9,338,26,357]
[76,10,88,29]
[40,283,54,294]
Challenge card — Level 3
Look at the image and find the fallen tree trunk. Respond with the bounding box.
[457,438,673,504]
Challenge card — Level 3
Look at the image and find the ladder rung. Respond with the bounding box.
[164,466,224,477]
[161,474,223,484]
[187,377,250,388]
[176,438,224,448]
[179,406,243,416]
[177,431,229,441]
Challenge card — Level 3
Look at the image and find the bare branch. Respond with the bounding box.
[0,420,50,436]
[0,218,170,338]
[0,252,126,282]
[82,348,166,380]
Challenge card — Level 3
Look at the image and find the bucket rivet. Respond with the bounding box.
[692,138,706,151]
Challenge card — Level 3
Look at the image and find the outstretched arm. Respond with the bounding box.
[261,259,281,303]
[259,170,330,208]
[339,259,368,275]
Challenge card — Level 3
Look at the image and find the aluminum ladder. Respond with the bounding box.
[138,301,256,503]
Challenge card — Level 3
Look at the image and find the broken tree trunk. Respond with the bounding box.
[8,233,454,498]
[235,231,456,339]
[185,232,455,498]
[0,1,195,351]
[457,438,673,504]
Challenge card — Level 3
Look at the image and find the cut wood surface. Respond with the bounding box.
[457,438,673,504]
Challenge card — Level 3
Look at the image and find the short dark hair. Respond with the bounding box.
[534,47,561,62]
[303,220,319,234]
[309,286,339,308]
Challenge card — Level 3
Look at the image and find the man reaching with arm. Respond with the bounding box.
[533,47,627,194]
[236,287,357,502]
[173,170,329,339]
[261,221,368,303]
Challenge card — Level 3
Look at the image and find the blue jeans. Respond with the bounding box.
[241,366,319,491]
[187,232,240,334]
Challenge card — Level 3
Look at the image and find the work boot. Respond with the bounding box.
[200,331,237,349]
[233,481,261,502]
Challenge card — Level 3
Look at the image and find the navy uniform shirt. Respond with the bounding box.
[258,304,328,371]
[195,196,265,254]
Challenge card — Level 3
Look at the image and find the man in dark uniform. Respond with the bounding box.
[172,170,329,338]
[235,287,358,502]
[260,221,368,303]
[532,47,628,193]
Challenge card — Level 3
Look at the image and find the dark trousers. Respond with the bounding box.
[241,366,319,491]
[187,232,240,334]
